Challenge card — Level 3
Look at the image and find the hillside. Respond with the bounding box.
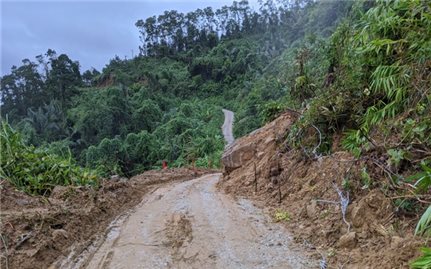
[220,111,427,267]
[1,0,351,178]
[1,0,430,268]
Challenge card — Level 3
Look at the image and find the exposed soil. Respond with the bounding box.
[2,109,427,269]
[219,111,428,268]
[81,174,317,269]
[0,168,209,269]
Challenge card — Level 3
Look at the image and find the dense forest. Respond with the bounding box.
[1,0,352,178]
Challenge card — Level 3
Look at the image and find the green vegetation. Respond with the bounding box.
[0,122,98,195]
[1,0,351,180]
[411,247,431,269]
[274,209,291,222]
[415,205,431,237]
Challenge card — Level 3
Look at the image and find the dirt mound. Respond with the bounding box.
[219,112,426,268]
[0,168,210,269]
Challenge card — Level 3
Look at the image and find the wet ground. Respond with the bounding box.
[74,174,316,269]
[222,109,235,146]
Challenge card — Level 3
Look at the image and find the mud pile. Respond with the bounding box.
[0,168,209,269]
[219,112,426,268]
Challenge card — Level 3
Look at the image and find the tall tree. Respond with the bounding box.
[1,59,45,121]
[45,51,82,109]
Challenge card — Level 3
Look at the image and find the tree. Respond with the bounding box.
[1,59,45,122]
[45,52,82,109]
[82,68,100,86]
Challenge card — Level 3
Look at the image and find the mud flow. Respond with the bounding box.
[59,174,316,269]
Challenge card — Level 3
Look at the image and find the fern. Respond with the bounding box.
[341,129,367,157]
[415,206,431,237]
[409,164,431,194]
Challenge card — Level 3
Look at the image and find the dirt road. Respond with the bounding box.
[54,110,316,269]
[77,174,315,269]
[222,109,235,146]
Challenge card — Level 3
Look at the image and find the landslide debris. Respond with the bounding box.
[219,111,426,268]
[0,168,209,269]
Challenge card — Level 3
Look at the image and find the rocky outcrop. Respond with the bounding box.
[221,112,296,173]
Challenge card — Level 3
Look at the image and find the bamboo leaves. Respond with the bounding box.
[0,121,99,195]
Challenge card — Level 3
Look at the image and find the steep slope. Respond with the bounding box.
[219,112,427,268]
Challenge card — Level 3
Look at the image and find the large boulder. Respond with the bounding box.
[222,142,255,172]
[222,112,297,173]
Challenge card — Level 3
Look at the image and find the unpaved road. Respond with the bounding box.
[222,109,234,145]
[59,109,316,268]
[80,174,315,269]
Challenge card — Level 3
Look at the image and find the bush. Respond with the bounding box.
[0,122,99,195]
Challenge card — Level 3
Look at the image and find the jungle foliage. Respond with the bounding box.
[1,0,350,179]
[0,121,99,195]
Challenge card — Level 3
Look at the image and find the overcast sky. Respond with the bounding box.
[1,0,258,75]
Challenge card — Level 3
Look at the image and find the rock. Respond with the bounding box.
[351,202,366,228]
[52,229,68,240]
[50,186,68,199]
[15,198,30,206]
[306,201,317,219]
[351,190,392,228]
[337,232,356,248]
[270,167,280,177]
[222,142,255,171]
[23,248,39,258]
[110,175,120,181]
[256,152,265,159]
[390,236,403,248]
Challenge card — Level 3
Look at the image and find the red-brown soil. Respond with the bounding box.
[219,112,428,268]
[0,168,210,269]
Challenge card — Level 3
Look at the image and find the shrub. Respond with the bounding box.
[0,121,99,195]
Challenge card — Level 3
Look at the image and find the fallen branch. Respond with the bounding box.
[15,232,32,249]
[311,124,322,157]
[315,183,351,232]
[333,182,351,233]
[315,199,339,204]
[0,233,9,269]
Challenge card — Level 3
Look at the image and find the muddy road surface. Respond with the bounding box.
[222,109,235,146]
[66,173,316,269]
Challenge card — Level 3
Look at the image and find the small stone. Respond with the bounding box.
[351,202,366,227]
[270,167,280,177]
[50,185,68,199]
[337,232,356,248]
[390,236,403,248]
[306,201,317,219]
[110,175,120,181]
[52,229,68,240]
[16,198,30,206]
